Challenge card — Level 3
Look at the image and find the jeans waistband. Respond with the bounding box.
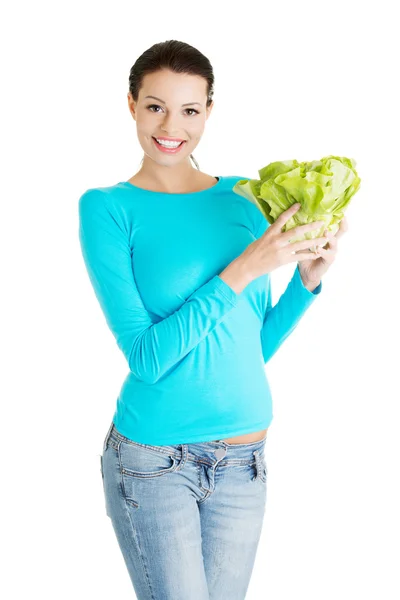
[103,421,267,465]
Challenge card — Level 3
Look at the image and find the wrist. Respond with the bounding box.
[219,257,253,294]
[305,281,320,292]
[302,276,321,292]
[298,266,320,292]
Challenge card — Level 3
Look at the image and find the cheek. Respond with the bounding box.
[135,114,153,130]
[188,128,204,141]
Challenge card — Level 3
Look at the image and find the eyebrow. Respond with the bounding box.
[144,95,202,107]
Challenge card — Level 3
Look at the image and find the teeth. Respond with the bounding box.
[156,138,183,147]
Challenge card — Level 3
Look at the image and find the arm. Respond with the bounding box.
[254,214,322,364]
[78,190,238,384]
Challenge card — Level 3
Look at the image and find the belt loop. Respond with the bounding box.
[175,443,188,471]
[253,449,261,475]
[102,420,114,453]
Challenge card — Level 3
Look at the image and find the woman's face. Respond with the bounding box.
[128,69,213,165]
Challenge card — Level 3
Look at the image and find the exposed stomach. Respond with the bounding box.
[215,427,268,444]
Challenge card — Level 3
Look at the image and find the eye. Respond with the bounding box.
[147,104,162,113]
[147,104,199,116]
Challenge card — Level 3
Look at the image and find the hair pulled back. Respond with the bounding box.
[129,40,214,170]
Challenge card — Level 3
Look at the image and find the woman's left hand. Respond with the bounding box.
[297,216,349,287]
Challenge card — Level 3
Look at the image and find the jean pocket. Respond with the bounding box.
[119,440,179,479]
[119,442,180,510]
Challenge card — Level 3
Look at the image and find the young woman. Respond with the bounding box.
[79,39,344,600]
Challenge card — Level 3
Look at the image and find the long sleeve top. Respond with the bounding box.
[78,175,322,445]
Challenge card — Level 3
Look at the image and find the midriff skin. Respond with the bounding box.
[128,173,268,444]
[216,428,268,444]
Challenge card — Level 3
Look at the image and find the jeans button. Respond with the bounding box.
[214,447,226,460]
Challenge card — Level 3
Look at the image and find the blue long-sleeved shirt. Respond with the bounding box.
[78,175,322,445]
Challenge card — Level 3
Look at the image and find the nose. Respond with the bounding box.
[160,114,182,137]
[160,128,181,137]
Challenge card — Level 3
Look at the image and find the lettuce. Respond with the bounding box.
[233,155,361,250]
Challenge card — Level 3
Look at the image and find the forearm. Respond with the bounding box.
[130,275,239,384]
[79,191,244,386]
[260,266,322,363]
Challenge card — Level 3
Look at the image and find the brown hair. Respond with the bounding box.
[128,40,215,170]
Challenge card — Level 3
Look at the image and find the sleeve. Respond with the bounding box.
[78,190,239,384]
[254,212,322,364]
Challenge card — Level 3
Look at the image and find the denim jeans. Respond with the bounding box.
[100,420,268,600]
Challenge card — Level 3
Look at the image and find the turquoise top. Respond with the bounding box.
[78,175,322,445]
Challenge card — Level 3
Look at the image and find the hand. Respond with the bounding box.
[237,203,328,281]
[297,217,349,288]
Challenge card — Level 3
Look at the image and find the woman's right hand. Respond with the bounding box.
[240,203,329,281]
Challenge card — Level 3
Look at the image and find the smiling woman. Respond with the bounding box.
[79,39,274,599]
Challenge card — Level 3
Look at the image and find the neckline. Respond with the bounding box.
[118,176,223,196]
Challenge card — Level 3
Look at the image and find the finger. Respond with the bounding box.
[294,244,323,255]
[282,221,325,244]
[315,246,335,261]
[274,203,301,230]
[324,230,338,250]
[290,235,328,253]
[340,216,349,232]
[292,251,322,262]
[334,218,348,240]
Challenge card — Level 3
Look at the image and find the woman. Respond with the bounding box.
[78,40,346,600]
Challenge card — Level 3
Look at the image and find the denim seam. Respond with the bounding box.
[122,486,155,599]
[118,440,140,508]
[121,456,179,479]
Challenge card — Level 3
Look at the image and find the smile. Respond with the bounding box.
[152,137,187,153]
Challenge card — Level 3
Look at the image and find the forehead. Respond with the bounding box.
[140,70,207,103]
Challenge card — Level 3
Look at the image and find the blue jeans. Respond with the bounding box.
[100,421,268,599]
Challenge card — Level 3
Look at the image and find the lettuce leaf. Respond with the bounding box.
[233,155,361,249]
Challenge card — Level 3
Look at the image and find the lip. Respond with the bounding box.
[152,137,187,154]
[154,136,186,142]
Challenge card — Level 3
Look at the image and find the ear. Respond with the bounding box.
[127,93,136,121]
[206,100,214,120]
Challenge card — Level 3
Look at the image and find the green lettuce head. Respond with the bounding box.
[233,155,361,250]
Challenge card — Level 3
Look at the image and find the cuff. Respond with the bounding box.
[213,275,239,306]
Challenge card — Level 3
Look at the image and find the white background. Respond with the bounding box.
[2,1,399,598]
